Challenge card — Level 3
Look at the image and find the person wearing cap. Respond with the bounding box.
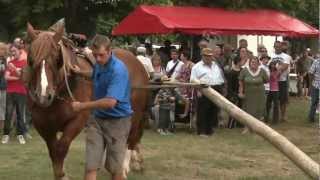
[190,48,225,137]
[136,46,154,79]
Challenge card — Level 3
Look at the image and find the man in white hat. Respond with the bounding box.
[136,46,154,79]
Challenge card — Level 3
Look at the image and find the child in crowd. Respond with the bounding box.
[266,61,280,124]
[153,88,176,135]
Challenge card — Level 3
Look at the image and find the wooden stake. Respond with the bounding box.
[192,80,319,179]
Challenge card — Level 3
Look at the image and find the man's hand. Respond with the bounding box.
[8,63,17,71]
[169,97,175,102]
[238,92,245,99]
[71,101,84,112]
[70,65,81,74]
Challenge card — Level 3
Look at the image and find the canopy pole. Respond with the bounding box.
[190,36,194,59]
[191,80,320,179]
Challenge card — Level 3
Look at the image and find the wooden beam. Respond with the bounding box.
[191,80,319,179]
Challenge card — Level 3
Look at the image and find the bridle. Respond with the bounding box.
[28,43,78,105]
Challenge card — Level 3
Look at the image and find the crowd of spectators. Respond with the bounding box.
[133,38,319,136]
[0,38,31,144]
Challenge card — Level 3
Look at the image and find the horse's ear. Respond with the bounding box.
[53,25,64,44]
[27,22,37,41]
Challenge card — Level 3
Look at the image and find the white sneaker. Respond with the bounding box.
[17,135,26,144]
[1,135,9,144]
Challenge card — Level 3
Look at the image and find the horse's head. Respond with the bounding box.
[27,23,64,107]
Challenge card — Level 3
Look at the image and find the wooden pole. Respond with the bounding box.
[192,81,319,179]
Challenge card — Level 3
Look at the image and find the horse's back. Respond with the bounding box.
[112,48,149,87]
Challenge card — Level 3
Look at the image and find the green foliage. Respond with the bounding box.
[0,0,318,42]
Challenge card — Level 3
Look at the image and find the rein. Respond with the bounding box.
[62,63,76,101]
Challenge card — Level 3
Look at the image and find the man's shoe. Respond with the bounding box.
[199,134,209,138]
[1,135,9,144]
[17,135,26,144]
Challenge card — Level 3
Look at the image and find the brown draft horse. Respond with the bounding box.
[26,23,148,180]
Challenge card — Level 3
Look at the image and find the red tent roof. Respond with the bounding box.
[112,5,319,37]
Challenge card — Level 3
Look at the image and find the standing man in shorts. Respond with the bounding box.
[71,34,132,180]
[270,41,292,122]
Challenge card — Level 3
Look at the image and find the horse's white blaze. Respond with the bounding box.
[122,149,132,178]
[40,60,48,96]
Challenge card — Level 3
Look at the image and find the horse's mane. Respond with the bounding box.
[30,32,60,66]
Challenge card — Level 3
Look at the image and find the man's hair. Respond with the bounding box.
[90,34,111,50]
[239,39,247,43]
[274,40,281,46]
[281,40,289,46]
[170,48,179,54]
[248,56,259,65]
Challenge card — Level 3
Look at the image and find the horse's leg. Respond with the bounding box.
[52,116,87,180]
[45,134,69,180]
[130,144,144,171]
[124,111,145,176]
[34,126,66,180]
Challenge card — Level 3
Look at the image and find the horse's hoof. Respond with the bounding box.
[131,162,143,172]
[122,149,131,179]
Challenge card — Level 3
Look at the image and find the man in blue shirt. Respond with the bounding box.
[71,34,132,180]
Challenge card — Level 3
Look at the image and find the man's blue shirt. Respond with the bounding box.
[92,54,132,119]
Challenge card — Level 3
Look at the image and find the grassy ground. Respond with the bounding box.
[0,97,318,180]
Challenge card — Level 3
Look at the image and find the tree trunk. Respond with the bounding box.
[191,81,319,179]
[64,0,79,33]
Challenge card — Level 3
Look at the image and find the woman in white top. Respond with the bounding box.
[151,53,166,81]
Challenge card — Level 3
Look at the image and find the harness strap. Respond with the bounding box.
[63,60,76,101]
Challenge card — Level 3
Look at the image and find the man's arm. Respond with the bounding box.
[5,71,19,81]
[278,55,291,73]
[72,98,117,112]
[278,63,289,73]
[238,80,244,98]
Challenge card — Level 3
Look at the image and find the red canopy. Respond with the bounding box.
[112,5,319,37]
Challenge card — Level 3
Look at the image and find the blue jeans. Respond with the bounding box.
[308,86,319,122]
[3,93,27,135]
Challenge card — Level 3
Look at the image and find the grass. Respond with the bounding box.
[0,97,318,180]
